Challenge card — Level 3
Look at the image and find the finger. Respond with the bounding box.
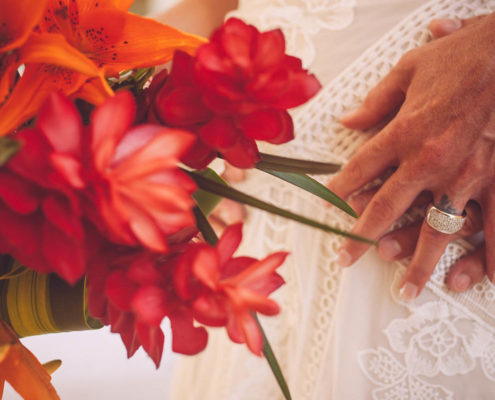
[210,198,246,225]
[399,194,470,300]
[221,161,246,183]
[429,16,487,39]
[350,189,431,216]
[327,132,398,199]
[483,193,495,282]
[446,244,486,292]
[340,68,408,130]
[378,200,482,260]
[337,170,421,266]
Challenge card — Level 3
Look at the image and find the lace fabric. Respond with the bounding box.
[171,1,495,399]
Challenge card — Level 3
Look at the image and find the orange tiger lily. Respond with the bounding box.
[0,0,205,136]
[0,321,60,400]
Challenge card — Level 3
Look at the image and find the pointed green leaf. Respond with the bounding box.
[193,207,218,246]
[257,152,340,174]
[0,138,21,167]
[257,168,357,218]
[192,168,226,216]
[186,170,375,245]
[254,313,292,400]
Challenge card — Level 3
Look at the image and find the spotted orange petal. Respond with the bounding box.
[0,0,47,52]
[0,65,88,136]
[0,321,60,400]
[79,9,206,76]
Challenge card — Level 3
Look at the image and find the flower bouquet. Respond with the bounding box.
[0,1,370,398]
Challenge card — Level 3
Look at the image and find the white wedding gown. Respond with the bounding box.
[170,1,495,399]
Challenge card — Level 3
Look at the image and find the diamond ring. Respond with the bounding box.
[425,204,467,234]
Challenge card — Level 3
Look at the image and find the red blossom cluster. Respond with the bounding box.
[86,224,286,367]
[0,91,196,284]
[146,17,321,169]
[0,16,319,367]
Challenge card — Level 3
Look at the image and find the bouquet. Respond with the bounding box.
[0,1,369,398]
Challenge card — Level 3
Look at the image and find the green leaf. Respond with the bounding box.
[257,152,341,174]
[257,168,357,218]
[0,138,21,167]
[193,207,218,246]
[254,313,293,400]
[186,170,375,245]
[192,168,226,216]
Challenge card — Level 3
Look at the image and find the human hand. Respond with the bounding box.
[349,188,487,293]
[328,14,495,299]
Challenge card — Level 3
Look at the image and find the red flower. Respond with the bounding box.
[150,18,321,169]
[175,223,287,356]
[85,91,198,253]
[0,94,97,283]
[86,248,208,367]
[0,91,197,283]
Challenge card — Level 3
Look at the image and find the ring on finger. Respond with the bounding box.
[425,203,467,234]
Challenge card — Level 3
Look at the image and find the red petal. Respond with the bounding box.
[180,138,216,170]
[37,92,82,155]
[42,221,86,284]
[50,154,85,188]
[224,251,288,288]
[192,247,220,290]
[131,285,168,327]
[253,29,285,71]
[238,310,264,356]
[135,322,164,368]
[192,294,228,327]
[155,87,211,126]
[169,310,208,355]
[0,173,40,214]
[216,223,242,266]
[127,256,162,285]
[235,287,280,316]
[42,195,83,240]
[91,91,136,171]
[199,117,238,151]
[221,256,257,279]
[221,136,260,169]
[220,18,257,70]
[105,270,138,311]
[271,69,321,109]
[239,109,294,144]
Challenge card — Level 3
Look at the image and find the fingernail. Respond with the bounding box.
[399,282,418,301]
[337,249,352,267]
[439,18,462,33]
[340,109,360,122]
[453,273,471,292]
[378,238,401,260]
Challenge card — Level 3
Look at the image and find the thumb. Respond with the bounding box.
[429,15,486,38]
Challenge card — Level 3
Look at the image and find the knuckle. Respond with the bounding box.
[344,159,363,183]
[368,195,397,221]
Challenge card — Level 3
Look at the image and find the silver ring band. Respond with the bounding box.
[425,204,466,234]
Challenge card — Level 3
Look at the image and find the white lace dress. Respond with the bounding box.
[170,1,495,399]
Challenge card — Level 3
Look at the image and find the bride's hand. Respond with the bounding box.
[328,14,495,299]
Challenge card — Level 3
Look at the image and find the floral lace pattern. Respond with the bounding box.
[172,0,495,399]
[227,0,356,66]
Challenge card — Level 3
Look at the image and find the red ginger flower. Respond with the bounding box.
[86,224,286,366]
[0,91,197,283]
[175,223,287,356]
[150,18,321,169]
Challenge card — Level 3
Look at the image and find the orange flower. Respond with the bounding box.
[0,321,60,399]
[0,0,205,136]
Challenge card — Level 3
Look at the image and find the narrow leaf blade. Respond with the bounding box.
[257,168,357,218]
[186,170,375,245]
[254,313,292,400]
[193,207,218,246]
[257,152,340,174]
